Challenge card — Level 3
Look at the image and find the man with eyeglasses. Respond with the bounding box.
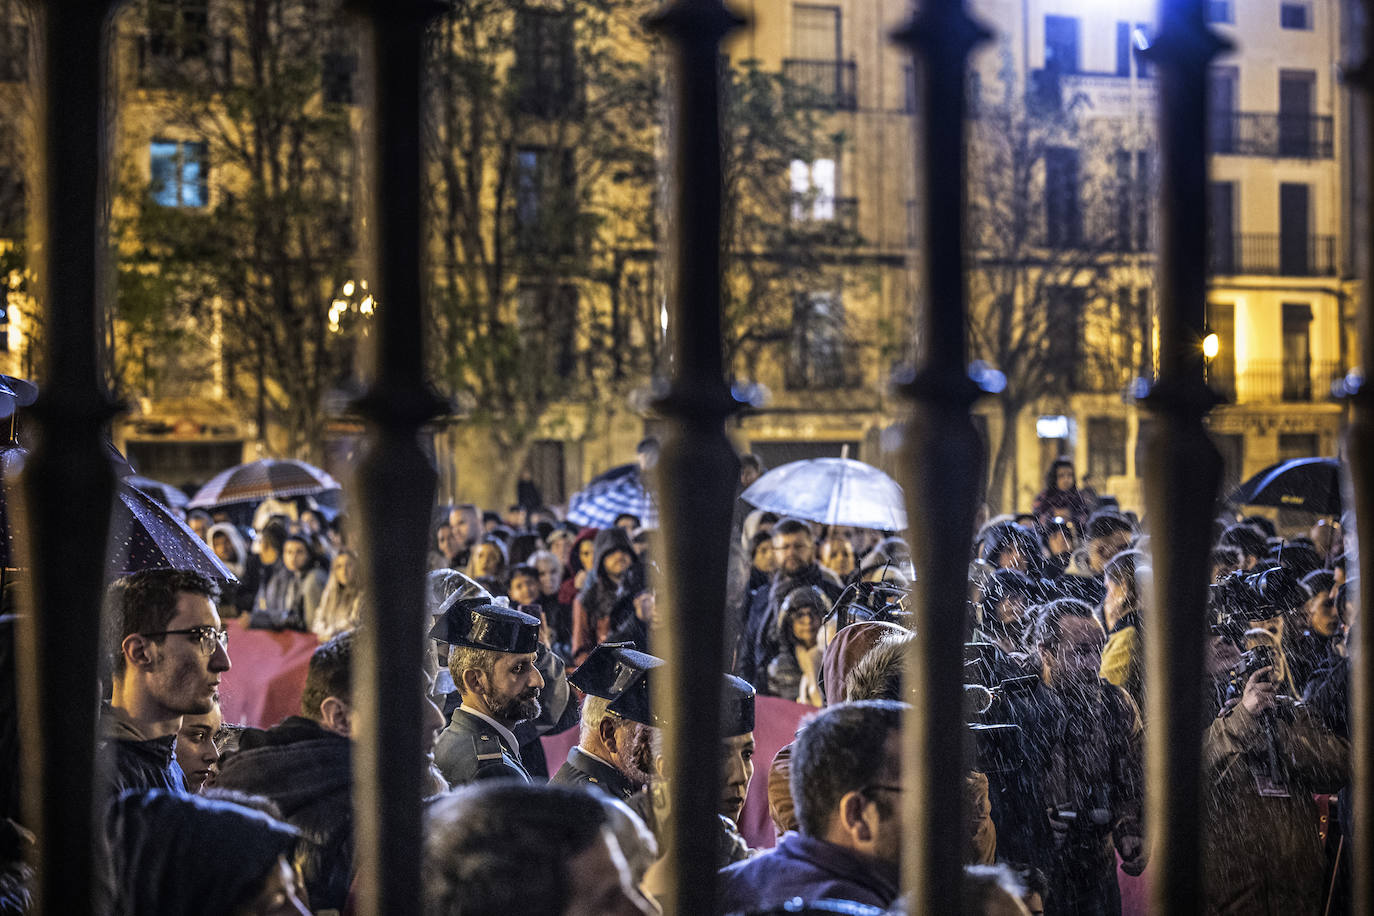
[102,569,230,795]
[718,700,905,912]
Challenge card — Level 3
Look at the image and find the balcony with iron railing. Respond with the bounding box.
[1208,233,1337,277]
[1208,112,1334,158]
[782,59,858,110]
[789,195,859,234]
[1205,358,1344,403]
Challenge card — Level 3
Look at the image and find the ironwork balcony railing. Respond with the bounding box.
[789,194,859,232]
[1208,233,1337,276]
[783,58,858,110]
[1206,358,1344,402]
[1208,112,1334,158]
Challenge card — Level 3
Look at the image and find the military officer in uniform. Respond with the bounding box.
[432,601,545,785]
[552,643,663,799]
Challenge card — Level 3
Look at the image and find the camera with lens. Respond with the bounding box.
[964,641,1039,775]
[1208,567,1300,646]
[826,580,912,631]
[1224,643,1278,703]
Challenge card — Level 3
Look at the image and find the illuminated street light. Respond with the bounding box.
[1202,332,1219,359]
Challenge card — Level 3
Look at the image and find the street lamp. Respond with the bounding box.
[1202,331,1220,360]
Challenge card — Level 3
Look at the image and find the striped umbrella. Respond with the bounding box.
[188,458,342,509]
[127,475,189,510]
[566,463,659,529]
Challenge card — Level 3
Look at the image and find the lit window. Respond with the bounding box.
[149,139,208,208]
[789,158,836,221]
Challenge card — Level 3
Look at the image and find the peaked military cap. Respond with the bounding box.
[722,674,756,737]
[429,601,540,654]
[571,643,665,727]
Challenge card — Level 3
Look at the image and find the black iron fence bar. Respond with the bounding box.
[345,2,446,914]
[1208,111,1335,158]
[1340,1,1374,909]
[19,3,120,914]
[1208,233,1339,276]
[782,58,858,109]
[644,1,744,913]
[1139,0,1227,910]
[892,0,990,911]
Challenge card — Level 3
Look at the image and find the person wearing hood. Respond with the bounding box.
[106,789,308,916]
[213,630,445,911]
[102,570,230,796]
[571,527,640,668]
[764,585,828,706]
[207,522,251,617]
[737,519,843,689]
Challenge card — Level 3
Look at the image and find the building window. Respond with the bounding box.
[1281,303,1313,401]
[1205,302,1236,399]
[788,292,850,390]
[517,284,578,381]
[1279,432,1319,461]
[147,0,210,61]
[793,4,842,59]
[1045,285,1085,390]
[1043,15,1080,74]
[0,3,27,83]
[789,158,836,221]
[1205,0,1234,22]
[513,146,575,255]
[0,164,22,237]
[1044,146,1081,248]
[513,9,578,118]
[1087,418,1127,480]
[1280,2,1311,29]
[322,51,356,105]
[149,139,208,208]
[1114,24,1152,78]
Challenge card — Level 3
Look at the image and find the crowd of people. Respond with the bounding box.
[0,450,1360,915]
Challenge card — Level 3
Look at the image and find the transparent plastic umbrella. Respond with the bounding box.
[741,457,907,531]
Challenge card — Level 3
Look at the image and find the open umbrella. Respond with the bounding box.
[742,457,907,531]
[127,475,189,510]
[188,458,341,509]
[566,463,659,529]
[1228,457,1341,515]
[108,482,238,585]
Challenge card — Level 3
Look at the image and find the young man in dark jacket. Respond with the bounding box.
[718,700,904,913]
[101,570,231,796]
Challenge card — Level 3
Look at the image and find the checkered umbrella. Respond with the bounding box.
[188,458,342,509]
[566,463,659,529]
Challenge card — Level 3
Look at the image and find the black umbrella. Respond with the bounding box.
[1,448,235,584]
[1228,457,1341,515]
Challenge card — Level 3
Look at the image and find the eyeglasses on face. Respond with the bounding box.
[142,625,229,656]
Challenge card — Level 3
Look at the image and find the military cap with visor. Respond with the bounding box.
[429,600,541,655]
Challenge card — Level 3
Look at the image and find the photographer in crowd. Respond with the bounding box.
[1201,571,1348,916]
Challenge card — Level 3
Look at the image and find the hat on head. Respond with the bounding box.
[722,674,755,737]
[572,643,664,727]
[429,601,540,654]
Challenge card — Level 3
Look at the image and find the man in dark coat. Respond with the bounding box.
[433,602,546,785]
[718,700,904,913]
[737,518,842,688]
[552,644,661,800]
[993,598,1145,916]
[214,630,444,912]
[101,570,231,795]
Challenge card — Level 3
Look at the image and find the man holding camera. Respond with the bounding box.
[1201,572,1348,915]
[992,598,1144,916]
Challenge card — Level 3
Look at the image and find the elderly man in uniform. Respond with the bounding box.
[432,601,546,785]
[553,643,662,800]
